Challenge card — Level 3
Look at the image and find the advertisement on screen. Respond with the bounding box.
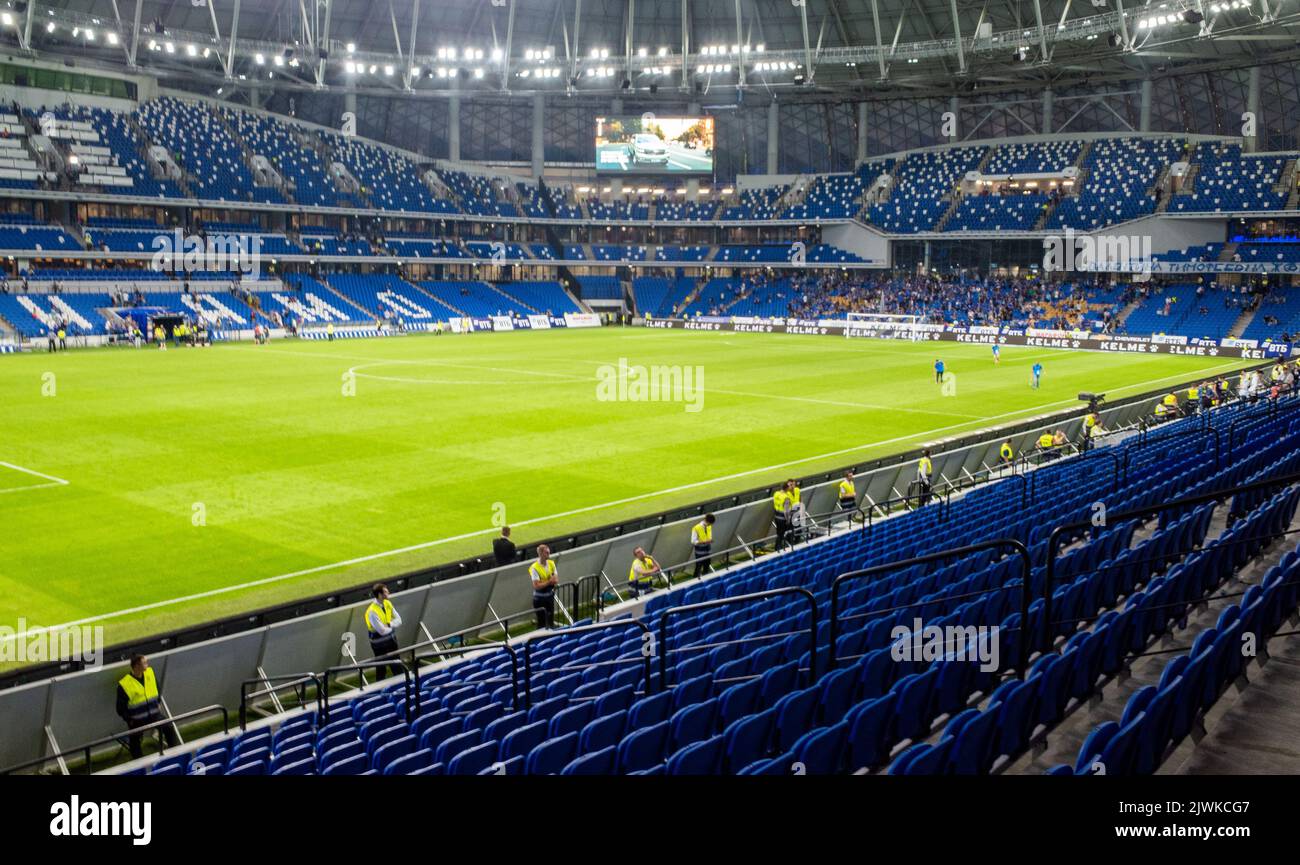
[595,115,715,175]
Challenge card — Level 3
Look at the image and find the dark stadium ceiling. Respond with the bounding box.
[5,0,1300,100]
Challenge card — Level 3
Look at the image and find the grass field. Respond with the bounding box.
[0,326,1254,650]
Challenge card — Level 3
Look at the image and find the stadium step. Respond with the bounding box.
[1168,636,1300,774]
[1007,503,1300,775]
[1226,305,1258,340]
[1114,297,1145,329]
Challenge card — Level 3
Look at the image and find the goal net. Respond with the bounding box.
[844,312,928,341]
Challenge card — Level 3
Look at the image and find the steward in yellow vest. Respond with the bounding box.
[628,548,661,597]
[529,546,558,628]
[838,471,857,511]
[691,513,716,578]
[365,583,405,680]
[115,654,178,759]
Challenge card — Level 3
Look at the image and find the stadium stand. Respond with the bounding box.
[496,281,581,314]
[418,280,530,317]
[1169,143,1290,213]
[136,97,284,204]
[105,393,1300,776]
[1046,137,1182,231]
[866,147,987,232]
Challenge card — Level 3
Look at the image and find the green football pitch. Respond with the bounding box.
[0,327,1254,650]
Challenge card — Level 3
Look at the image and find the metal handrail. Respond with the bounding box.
[239,673,323,730]
[0,704,230,776]
[656,587,819,687]
[321,661,414,724]
[1225,394,1300,449]
[1039,469,1300,657]
[401,639,523,711]
[523,619,652,706]
[1126,423,1221,473]
[828,538,1034,675]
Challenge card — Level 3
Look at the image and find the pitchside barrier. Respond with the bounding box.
[640,316,1292,361]
[0,365,1272,772]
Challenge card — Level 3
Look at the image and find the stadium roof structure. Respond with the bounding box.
[8,0,1300,101]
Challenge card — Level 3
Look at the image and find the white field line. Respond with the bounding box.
[1,357,1248,640]
[348,358,986,418]
[0,461,70,495]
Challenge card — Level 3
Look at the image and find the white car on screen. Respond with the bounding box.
[628,134,669,165]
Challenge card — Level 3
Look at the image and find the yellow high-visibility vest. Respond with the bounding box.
[773,490,791,513]
[118,668,160,724]
[1038,433,1054,448]
[1163,393,1178,406]
[529,559,557,588]
[1187,387,1199,400]
[838,480,856,501]
[1000,443,1014,460]
[918,457,932,477]
[692,521,712,545]
[629,556,657,584]
[365,599,395,635]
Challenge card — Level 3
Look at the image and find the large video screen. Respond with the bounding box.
[595,115,715,176]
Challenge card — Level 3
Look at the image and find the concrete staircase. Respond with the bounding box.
[1226,306,1258,339]
[215,109,293,204]
[1032,141,1093,230]
[1114,297,1145,330]
[933,197,963,233]
[1006,504,1300,775]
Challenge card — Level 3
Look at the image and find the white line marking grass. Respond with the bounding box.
[0,461,70,495]
[2,356,1247,641]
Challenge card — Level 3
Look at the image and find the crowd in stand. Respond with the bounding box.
[785,273,1062,327]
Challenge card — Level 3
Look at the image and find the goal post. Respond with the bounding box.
[844,311,927,341]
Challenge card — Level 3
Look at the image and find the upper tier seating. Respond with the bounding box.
[945,193,1050,232]
[1047,137,1182,231]
[866,147,987,233]
[1168,143,1289,213]
[721,186,787,221]
[0,111,41,189]
[985,140,1082,174]
[136,97,283,204]
[438,170,518,217]
[782,172,866,220]
[219,107,338,207]
[330,134,449,213]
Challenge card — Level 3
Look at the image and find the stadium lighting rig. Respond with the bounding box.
[4,0,1280,94]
